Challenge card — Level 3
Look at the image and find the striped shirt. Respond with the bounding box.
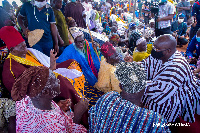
[89,91,170,133]
[141,51,200,123]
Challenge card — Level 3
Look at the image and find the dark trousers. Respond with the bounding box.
[144,16,149,25]
[189,24,200,41]
[177,37,188,46]
[156,27,171,37]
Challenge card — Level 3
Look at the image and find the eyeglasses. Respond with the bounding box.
[152,45,168,52]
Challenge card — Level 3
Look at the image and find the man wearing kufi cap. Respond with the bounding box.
[132,37,150,62]
[0,26,89,127]
[171,13,188,47]
[57,27,104,108]
[94,42,121,93]
[89,62,170,132]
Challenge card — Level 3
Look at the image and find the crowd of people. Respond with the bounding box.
[0,0,200,132]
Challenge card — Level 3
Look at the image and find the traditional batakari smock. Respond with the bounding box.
[16,96,87,132]
[89,91,170,133]
[141,51,200,123]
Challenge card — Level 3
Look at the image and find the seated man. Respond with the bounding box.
[0,26,88,127]
[171,13,188,47]
[94,42,121,93]
[186,29,200,59]
[12,66,88,132]
[56,28,104,107]
[89,62,170,132]
[142,35,200,124]
[132,37,150,62]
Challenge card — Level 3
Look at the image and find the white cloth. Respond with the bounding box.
[27,48,82,79]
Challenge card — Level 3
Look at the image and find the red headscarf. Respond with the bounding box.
[0,26,24,50]
[101,42,116,58]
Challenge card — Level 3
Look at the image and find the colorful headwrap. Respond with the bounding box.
[110,34,120,43]
[71,28,84,39]
[178,13,185,18]
[115,62,147,93]
[66,17,74,25]
[0,26,24,50]
[11,66,49,101]
[136,37,146,46]
[101,42,116,58]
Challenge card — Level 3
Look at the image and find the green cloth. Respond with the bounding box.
[53,8,69,46]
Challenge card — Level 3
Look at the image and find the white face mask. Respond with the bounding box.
[35,1,46,8]
[178,18,184,23]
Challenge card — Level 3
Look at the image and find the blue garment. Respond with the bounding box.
[20,2,56,43]
[186,36,200,58]
[32,41,53,57]
[192,2,200,24]
[89,91,170,133]
[171,21,187,36]
[56,43,100,86]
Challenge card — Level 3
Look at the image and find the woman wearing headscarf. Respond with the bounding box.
[13,66,88,132]
[94,42,121,93]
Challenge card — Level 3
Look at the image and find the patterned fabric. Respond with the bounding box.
[16,96,87,132]
[94,59,121,93]
[72,30,84,40]
[89,91,170,133]
[141,51,200,123]
[0,98,16,128]
[115,62,147,94]
[158,1,175,29]
[84,40,98,79]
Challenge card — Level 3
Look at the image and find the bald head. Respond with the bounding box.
[153,35,177,63]
[155,35,177,50]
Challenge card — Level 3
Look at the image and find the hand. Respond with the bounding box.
[92,41,98,49]
[157,18,161,22]
[50,49,58,70]
[172,32,177,37]
[192,22,197,27]
[83,14,86,18]
[179,36,184,39]
[54,44,59,54]
[124,54,133,62]
[187,57,197,64]
[57,99,72,112]
[74,97,89,116]
[23,28,30,38]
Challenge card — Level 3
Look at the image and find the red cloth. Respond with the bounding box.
[177,115,200,133]
[101,42,116,58]
[0,26,24,50]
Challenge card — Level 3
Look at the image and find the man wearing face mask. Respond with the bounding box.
[141,35,200,126]
[186,29,200,59]
[18,0,59,56]
[156,0,175,37]
[171,13,188,47]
